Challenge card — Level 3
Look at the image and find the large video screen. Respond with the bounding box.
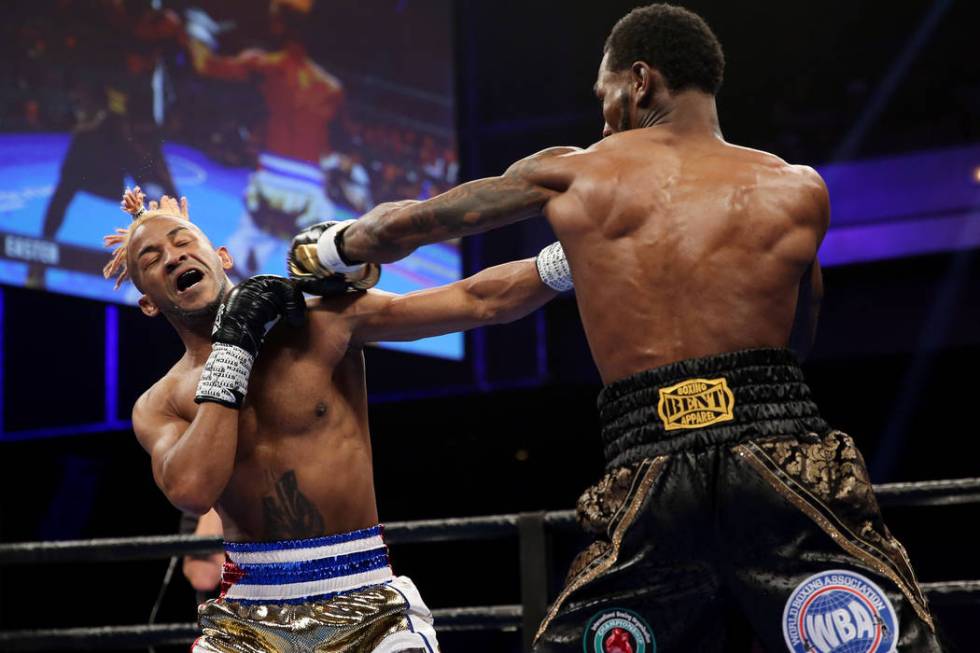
[0,0,462,359]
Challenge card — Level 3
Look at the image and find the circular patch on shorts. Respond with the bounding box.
[583,608,655,653]
[782,569,899,653]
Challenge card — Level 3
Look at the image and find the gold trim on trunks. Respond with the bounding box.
[733,441,935,631]
[657,377,735,430]
[195,583,413,653]
[533,455,669,646]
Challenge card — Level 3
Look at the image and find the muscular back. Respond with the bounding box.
[545,129,828,383]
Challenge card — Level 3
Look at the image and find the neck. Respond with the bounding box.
[166,276,229,364]
[641,90,722,137]
[170,316,214,364]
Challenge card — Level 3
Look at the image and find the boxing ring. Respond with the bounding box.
[1,477,978,652]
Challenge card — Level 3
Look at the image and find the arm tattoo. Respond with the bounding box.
[405,176,551,235]
[348,170,555,262]
[261,470,325,540]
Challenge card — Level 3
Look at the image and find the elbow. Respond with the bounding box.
[160,468,216,516]
[475,296,531,326]
[475,298,504,325]
[167,486,215,517]
[461,280,505,325]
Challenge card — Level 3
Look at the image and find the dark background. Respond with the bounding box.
[2,1,979,651]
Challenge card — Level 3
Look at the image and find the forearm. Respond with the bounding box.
[342,175,554,264]
[463,259,559,325]
[349,256,561,344]
[159,404,238,515]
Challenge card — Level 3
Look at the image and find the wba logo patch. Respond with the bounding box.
[782,570,898,653]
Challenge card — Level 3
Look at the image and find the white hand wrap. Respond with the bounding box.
[535,241,573,291]
[194,343,255,408]
[316,220,367,274]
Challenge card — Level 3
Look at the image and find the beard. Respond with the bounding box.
[162,278,228,326]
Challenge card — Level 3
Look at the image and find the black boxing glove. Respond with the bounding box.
[194,275,306,408]
[287,220,381,294]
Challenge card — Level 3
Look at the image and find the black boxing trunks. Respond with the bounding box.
[534,348,943,653]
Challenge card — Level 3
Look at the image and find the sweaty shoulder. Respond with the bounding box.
[504,146,589,193]
[763,158,830,233]
[724,145,829,230]
[790,164,830,231]
[581,129,673,171]
[506,146,585,173]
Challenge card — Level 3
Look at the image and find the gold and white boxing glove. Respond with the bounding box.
[287,220,381,293]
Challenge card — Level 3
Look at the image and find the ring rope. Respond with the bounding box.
[1,477,977,650]
[0,606,524,651]
[0,477,977,566]
[2,583,978,651]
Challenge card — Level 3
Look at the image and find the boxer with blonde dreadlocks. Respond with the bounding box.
[106,186,570,653]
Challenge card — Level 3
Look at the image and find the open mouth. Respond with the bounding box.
[175,269,205,293]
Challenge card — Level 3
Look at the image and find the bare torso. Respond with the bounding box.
[544,128,827,383]
[151,304,376,542]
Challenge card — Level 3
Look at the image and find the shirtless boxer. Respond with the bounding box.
[289,4,943,652]
[106,188,566,652]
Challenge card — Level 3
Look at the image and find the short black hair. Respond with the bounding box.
[604,3,724,95]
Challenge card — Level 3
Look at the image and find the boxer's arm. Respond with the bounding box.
[789,167,830,360]
[189,44,266,81]
[338,147,582,264]
[343,259,558,345]
[789,259,823,361]
[133,388,238,516]
[182,509,224,592]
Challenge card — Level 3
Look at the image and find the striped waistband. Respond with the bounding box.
[220,524,393,604]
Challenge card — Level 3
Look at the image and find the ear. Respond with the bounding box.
[138,294,160,318]
[631,62,660,107]
[216,246,234,271]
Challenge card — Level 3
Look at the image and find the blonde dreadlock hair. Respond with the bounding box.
[103,208,191,289]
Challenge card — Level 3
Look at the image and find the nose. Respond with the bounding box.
[163,248,188,274]
[602,124,613,138]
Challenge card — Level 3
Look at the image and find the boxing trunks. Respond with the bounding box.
[534,348,943,653]
[192,525,439,653]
